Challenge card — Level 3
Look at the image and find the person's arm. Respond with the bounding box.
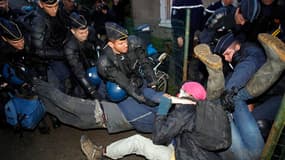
[152,96,196,145]
[153,104,196,145]
[97,55,155,105]
[225,45,266,90]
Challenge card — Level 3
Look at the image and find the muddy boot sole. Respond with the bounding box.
[194,44,222,70]
[258,33,285,62]
[80,135,103,160]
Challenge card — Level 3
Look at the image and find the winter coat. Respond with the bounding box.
[153,100,231,160]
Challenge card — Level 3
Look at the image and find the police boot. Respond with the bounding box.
[246,33,285,97]
[194,44,224,100]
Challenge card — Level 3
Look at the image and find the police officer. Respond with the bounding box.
[0,0,25,21]
[29,0,67,58]
[97,22,158,107]
[0,18,50,133]
[199,0,261,46]
[64,12,103,99]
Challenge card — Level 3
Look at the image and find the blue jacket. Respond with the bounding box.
[225,42,266,90]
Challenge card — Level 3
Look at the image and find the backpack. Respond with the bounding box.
[4,95,46,129]
[193,100,231,151]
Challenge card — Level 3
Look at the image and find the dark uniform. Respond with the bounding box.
[97,24,158,106]
[97,22,163,132]
[199,0,261,48]
[64,12,103,99]
[27,0,70,93]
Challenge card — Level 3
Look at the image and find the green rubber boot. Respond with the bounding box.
[246,33,285,97]
[194,44,224,100]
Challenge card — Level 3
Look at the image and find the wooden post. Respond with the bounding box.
[183,8,190,82]
[260,94,285,159]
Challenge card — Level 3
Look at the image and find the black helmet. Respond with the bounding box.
[0,18,23,41]
[40,0,58,5]
[69,12,87,29]
[214,32,237,54]
[240,0,261,22]
[105,22,128,41]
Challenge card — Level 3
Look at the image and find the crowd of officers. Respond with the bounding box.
[0,0,127,111]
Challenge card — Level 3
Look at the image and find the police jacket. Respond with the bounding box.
[0,37,47,82]
[225,42,266,90]
[97,37,156,104]
[153,101,231,160]
[64,27,101,96]
[29,6,67,59]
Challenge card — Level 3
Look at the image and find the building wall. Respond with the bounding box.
[130,0,172,39]
[130,0,217,39]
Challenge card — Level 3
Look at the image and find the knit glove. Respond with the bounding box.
[157,96,172,115]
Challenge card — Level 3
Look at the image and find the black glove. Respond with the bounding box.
[220,87,238,113]
[133,94,158,107]
[78,77,102,100]
[18,83,35,97]
[143,97,158,107]
[88,87,103,100]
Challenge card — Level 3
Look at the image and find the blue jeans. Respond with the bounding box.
[118,88,163,133]
[227,89,265,160]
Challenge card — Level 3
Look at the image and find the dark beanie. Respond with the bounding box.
[40,0,58,5]
[0,18,23,41]
[69,12,87,29]
[105,22,128,41]
[240,0,261,22]
[214,32,236,54]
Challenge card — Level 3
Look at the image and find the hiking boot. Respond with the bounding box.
[80,135,103,160]
[258,33,285,62]
[246,34,285,97]
[194,44,224,100]
[194,44,223,70]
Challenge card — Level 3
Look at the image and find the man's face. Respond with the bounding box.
[261,0,274,5]
[62,0,75,12]
[71,28,89,42]
[39,1,59,17]
[0,0,8,12]
[109,39,128,54]
[222,42,237,62]
[5,37,25,50]
[222,0,234,6]
[234,8,246,25]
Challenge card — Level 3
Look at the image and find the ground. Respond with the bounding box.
[0,118,148,160]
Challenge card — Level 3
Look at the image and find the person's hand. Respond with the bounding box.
[144,98,158,107]
[89,88,103,100]
[177,37,184,47]
[134,94,157,107]
[220,87,238,112]
[19,83,35,97]
[147,80,157,89]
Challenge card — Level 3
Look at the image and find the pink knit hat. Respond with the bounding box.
[181,81,207,100]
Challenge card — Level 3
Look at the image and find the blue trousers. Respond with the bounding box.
[224,89,265,160]
[118,87,163,133]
